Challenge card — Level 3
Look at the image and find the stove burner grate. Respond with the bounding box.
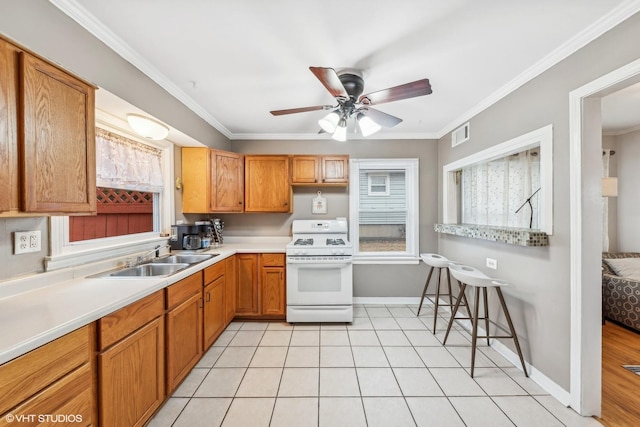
[294,238,314,246]
[326,238,345,246]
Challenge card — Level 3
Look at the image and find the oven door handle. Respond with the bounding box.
[286,259,352,266]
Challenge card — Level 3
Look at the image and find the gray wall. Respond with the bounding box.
[437,12,640,391]
[615,129,640,251]
[0,0,228,282]
[225,139,439,298]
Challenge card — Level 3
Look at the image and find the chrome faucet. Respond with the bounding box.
[136,244,171,264]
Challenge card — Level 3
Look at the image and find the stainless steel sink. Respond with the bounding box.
[103,263,190,277]
[152,254,217,264]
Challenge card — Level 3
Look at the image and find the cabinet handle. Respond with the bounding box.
[284,202,288,206]
[206,291,211,302]
[239,201,243,205]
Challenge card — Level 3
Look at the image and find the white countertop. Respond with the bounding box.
[0,239,288,365]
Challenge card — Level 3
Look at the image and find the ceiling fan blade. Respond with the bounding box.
[270,105,332,116]
[309,67,349,99]
[359,79,432,105]
[360,107,403,128]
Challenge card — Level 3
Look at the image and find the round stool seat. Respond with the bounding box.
[420,253,451,268]
[448,263,493,286]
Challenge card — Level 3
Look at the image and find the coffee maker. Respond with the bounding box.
[169,220,224,250]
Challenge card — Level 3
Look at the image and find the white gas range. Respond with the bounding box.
[286,218,353,323]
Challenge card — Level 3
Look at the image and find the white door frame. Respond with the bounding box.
[569,57,640,415]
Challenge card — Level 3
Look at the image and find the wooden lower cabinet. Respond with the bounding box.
[98,291,165,427]
[236,253,259,316]
[165,272,203,394]
[0,325,95,426]
[204,276,226,349]
[225,255,237,323]
[236,253,286,319]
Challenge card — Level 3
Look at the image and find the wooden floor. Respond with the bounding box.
[597,321,640,427]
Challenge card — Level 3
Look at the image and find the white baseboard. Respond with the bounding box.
[355,297,571,406]
[353,297,422,305]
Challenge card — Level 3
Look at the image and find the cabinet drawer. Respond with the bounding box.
[0,325,90,415]
[0,363,93,427]
[204,261,225,284]
[98,290,164,350]
[261,253,285,267]
[166,271,202,310]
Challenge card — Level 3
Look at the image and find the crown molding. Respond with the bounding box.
[49,0,233,139]
[228,131,440,141]
[435,0,640,140]
[602,123,640,136]
[51,0,640,142]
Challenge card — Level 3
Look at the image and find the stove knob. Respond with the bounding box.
[302,250,307,255]
[338,249,345,255]
[295,249,301,255]
[332,249,337,255]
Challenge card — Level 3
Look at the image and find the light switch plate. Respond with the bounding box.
[486,257,497,269]
[14,230,41,254]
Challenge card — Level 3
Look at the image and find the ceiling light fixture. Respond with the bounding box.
[318,110,340,133]
[332,116,348,142]
[126,113,170,140]
[357,113,382,137]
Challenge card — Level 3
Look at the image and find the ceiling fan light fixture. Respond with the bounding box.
[126,113,170,140]
[318,111,340,133]
[332,117,348,142]
[357,113,382,137]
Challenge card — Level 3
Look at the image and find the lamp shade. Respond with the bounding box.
[357,113,382,137]
[127,114,170,140]
[602,177,618,197]
[332,118,348,142]
[318,111,340,133]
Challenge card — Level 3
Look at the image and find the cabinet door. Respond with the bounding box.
[262,267,286,316]
[321,156,349,184]
[20,52,96,213]
[236,253,259,315]
[244,156,291,212]
[225,255,237,323]
[291,156,319,184]
[166,292,203,394]
[181,147,209,213]
[2,364,94,427]
[211,150,244,212]
[203,276,225,349]
[99,317,164,427]
[0,39,19,214]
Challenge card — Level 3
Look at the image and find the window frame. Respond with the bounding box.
[442,124,553,235]
[46,121,174,271]
[349,158,419,264]
[367,173,390,196]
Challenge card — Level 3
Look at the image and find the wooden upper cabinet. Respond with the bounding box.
[244,155,291,212]
[20,51,96,214]
[291,156,319,184]
[291,155,349,186]
[182,147,244,213]
[211,150,244,212]
[0,39,19,214]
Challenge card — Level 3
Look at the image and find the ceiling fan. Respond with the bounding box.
[270,66,432,141]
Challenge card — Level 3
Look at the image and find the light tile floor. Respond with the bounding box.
[149,304,602,427]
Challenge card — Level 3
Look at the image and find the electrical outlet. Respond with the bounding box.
[486,257,497,269]
[14,230,41,254]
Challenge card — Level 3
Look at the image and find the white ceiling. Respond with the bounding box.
[53,0,640,140]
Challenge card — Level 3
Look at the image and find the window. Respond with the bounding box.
[350,159,419,263]
[368,174,390,196]
[47,125,174,271]
[442,124,553,234]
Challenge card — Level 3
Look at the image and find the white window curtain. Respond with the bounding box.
[602,150,611,252]
[461,150,540,228]
[95,128,163,192]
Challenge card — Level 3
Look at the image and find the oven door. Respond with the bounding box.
[286,257,353,305]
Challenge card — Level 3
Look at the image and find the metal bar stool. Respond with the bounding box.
[444,263,528,378]
[418,253,472,333]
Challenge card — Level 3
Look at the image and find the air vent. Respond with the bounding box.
[452,122,470,147]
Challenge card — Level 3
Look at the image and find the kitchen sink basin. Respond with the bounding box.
[152,254,217,264]
[105,263,190,277]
